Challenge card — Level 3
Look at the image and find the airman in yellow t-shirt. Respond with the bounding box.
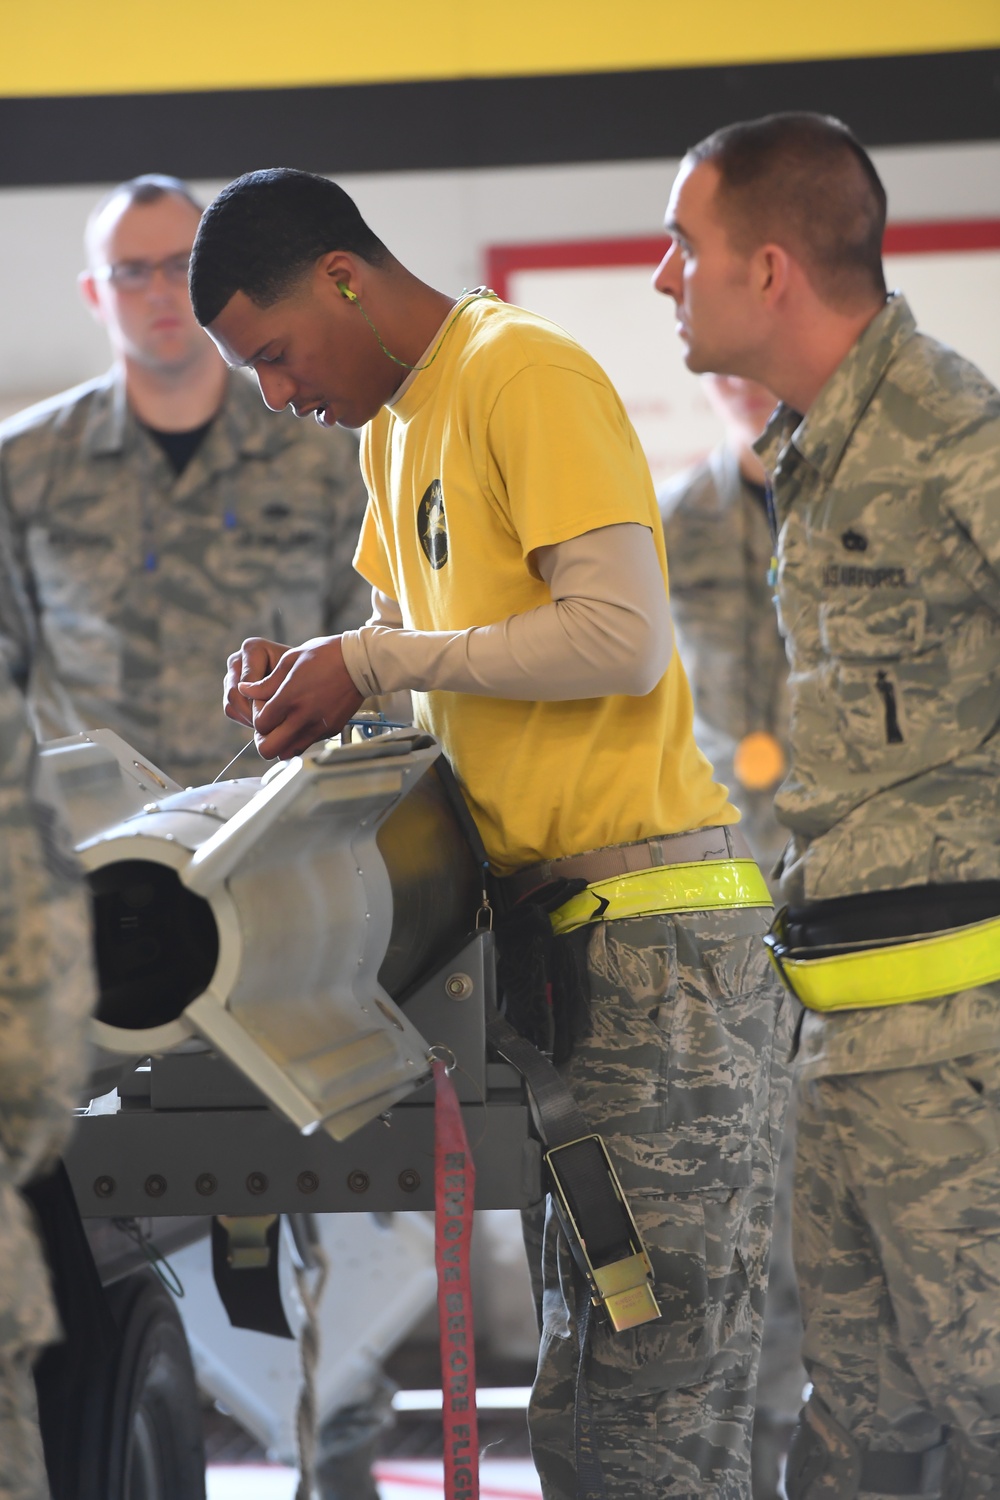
[191,166,790,1500]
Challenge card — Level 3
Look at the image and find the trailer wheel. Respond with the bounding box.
[83,1270,206,1500]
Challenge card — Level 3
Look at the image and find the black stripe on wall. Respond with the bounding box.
[1,49,997,188]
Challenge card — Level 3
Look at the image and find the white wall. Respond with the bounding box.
[0,139,997,418]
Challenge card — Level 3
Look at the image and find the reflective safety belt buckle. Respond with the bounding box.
[545,1133,662,1332]
[763,907,797,991]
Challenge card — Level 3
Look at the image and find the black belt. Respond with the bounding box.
[785,880,1000,952]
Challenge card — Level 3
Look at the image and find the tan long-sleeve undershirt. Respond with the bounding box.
[340,521,673,700]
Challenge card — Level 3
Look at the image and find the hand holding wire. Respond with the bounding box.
[236,635,364,760]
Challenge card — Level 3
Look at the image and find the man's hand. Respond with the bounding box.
[226,635,364,759]
[224,638,288,727]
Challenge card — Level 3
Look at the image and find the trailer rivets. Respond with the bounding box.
[445,972,474,1000]
[144,1174,167,1198]
[398,1169,420,1193]
[246,1171,269,1196]
[196,1173,218,1196]
[297,1171,319,1194]
[94,1175,116,1199]
[347,1170,370,1194]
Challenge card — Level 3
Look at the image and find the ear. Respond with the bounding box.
[78,268,104,321]
[754,244,792,307]
[315,250,363,305]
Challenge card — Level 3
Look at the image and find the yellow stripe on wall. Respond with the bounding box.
[5,0,1000,98]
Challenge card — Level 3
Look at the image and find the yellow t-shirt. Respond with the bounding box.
[356,295,734,874]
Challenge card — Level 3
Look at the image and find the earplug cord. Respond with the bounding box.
[345,285,499,372]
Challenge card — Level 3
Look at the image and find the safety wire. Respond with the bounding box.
[211,713,411,784]
[111,1218,185,1297]
[212,738,260,782]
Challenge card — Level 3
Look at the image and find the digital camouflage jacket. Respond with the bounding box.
[0,661,94,1354]
[758,294,1000,1076]
[0,369,371,788]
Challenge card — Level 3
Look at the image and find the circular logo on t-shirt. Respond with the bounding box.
[418,479,448,569]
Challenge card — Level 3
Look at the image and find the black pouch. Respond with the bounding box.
[428,754,595,1064]
[495,879,593,1065]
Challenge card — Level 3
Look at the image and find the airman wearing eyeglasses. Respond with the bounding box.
[0,174,372,791]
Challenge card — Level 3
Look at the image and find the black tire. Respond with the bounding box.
[73,1270,206,1500]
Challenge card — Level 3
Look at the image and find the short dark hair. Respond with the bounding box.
[189,168,389,326]
[85,174,203,261]
[689,113,887,308]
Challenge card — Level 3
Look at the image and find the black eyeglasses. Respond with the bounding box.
[95,252,191,291]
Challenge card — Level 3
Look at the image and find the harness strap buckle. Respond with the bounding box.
[545,1133,661,1332]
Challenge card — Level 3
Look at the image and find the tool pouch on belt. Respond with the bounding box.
[765,879,1000,1012]
[494,879,592,1064]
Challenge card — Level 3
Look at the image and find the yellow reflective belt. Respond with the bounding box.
[766,912,1000,1012]
[549,859,772,936]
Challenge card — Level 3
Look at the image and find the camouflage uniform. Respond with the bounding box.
[659,449,804,1491]
[527,906,793,1499]
[659,447,790,886]
[0,368,370,788]
[757,294,1000,1498]
[0,660,95,1499]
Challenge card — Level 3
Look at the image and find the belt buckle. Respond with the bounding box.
[763,905,793,980]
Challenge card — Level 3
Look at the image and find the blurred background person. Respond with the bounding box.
[0,651,95,1500]
[658,375,788,880]
[0,173,371,790]
[659,374,804,1500]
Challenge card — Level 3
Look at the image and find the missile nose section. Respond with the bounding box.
[41,728,481,1140]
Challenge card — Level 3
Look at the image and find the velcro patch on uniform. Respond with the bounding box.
[822,564,907,589]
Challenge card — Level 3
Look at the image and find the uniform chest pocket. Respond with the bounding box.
[818,597,927,660]
[819,599,940,766]
[206,520,326,593]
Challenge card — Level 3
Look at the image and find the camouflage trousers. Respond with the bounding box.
[522,906,792,1499]
[752,1087,807,1498]
[789,1053,1000,1499]
[0,1349,49,1500]
[756,1087,805,1416]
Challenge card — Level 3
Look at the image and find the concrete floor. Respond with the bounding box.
[206,1460,543,1498]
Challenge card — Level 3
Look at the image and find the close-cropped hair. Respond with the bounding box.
[189,168,389,326]
[689,113,887,308]
[85,174,204,261]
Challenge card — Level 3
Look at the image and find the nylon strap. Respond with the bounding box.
[573,1266,609,1500]
[550,859,772,935]
[434,1059,479,1500]
[767,910,1000,1011]
[485,1011,591,1147]
[486,1011,609,1499]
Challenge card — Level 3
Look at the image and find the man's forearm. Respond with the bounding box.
[340,523,673,701]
